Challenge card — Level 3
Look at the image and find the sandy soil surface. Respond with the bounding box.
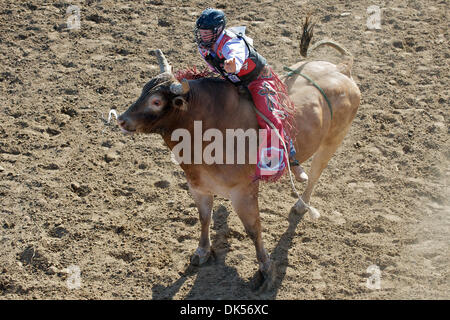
[0,0,448,299]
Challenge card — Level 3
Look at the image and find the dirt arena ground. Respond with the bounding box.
[0,0,448,300]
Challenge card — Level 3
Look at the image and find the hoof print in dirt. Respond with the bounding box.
[86,14,107,24]
[183,217,197,226]
[158,19,171,27]
[46,127,61,136]
[101,140,113,148]
[177,182,189,190]
[70,182,91,197]
[49,226,69,238]
[18,246,50,273]
[104,152,119,163]
[42,163,59,170]
[154,180,170,188]
[53,23,67,32]
[61,106,78,117]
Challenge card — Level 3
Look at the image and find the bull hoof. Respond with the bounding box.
[292,198,308,215]
[253,261,276,293]
[292,198,321,219]
[259,263,276,293]
[190,247,211,266]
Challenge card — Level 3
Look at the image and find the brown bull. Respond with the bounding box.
[117,32,360,290]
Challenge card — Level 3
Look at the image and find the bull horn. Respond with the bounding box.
[170,79,190,95]
[154,49,172,74]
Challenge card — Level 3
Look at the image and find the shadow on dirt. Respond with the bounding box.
[151,205,306,299]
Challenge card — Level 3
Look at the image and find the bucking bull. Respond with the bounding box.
[116,20,360,290]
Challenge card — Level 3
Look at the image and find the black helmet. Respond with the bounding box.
[194,8,227,48]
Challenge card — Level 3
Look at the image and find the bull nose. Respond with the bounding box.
[116,115,135,134]
[117,115,126,128]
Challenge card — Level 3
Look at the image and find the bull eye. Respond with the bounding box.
[148,96,164,112]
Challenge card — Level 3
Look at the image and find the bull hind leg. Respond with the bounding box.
[189,188,214,266]
[230,184,275,291]
[293,134,347,215]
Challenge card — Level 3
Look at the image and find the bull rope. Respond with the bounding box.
[284,66,333,120]
[251,105,320,219]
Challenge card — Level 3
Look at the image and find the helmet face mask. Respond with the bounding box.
[194,8,226,49]
[198,29,215,44]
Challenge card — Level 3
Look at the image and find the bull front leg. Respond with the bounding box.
[188,186,214,266]
[230,183,275,291]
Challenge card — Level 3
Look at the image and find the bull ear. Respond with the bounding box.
[172,96,188,111]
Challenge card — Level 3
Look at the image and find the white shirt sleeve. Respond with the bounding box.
[221,37,249,74]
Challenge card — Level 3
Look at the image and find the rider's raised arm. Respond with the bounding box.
[221,37,248,74]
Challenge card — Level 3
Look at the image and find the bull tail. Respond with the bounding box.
[299,14,315,58]
[299,16,354,78]
[309,40,354,78]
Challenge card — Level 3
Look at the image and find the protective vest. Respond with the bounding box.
[202,31,267,86]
